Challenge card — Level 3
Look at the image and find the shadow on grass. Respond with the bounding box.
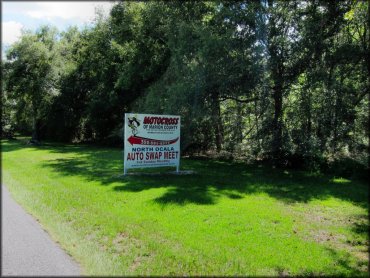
[3,140,369,210]
[1,138,31,152]
[323,247,368,276]
[3,139,368,276]
[278,246,366,276]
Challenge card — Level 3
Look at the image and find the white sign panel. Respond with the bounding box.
[124,113,181,174]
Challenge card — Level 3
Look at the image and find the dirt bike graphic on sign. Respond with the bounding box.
[128,116,140,136]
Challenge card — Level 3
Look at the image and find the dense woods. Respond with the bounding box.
[2,1,369,173]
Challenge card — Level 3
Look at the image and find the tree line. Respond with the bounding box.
[2,1,369,172]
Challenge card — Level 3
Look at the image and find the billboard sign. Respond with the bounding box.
[123,113,181,174]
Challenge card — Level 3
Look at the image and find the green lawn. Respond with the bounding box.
[2,138,369,276]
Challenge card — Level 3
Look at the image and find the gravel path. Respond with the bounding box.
[1,185,81,276]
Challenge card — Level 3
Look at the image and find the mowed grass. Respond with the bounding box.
[1,139,369,276]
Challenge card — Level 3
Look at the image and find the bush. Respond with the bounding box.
[324,157,368,180]
[100,126,123,147]
[204,150,234,161]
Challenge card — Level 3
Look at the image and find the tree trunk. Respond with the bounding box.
[267,0,284,165]
[272,83,283,163]
[212,94,223,152]
[235,102,243,144]
[31,105,39,142]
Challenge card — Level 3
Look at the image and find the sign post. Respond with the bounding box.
[123,113,181,175]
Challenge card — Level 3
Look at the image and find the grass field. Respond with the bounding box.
[2,138,369,276]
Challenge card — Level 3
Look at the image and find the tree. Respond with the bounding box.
[4,26,59,142]
[2,1,368,172]
[261,0,352,165]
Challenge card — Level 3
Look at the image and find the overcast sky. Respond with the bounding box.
[2,1,116,57]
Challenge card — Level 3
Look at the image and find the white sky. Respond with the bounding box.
[3,20,23,45]
[2,1,116,46]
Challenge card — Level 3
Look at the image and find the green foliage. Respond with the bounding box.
[2,0,368,170]
[4,26,60,141]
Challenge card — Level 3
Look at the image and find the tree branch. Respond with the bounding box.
[219,96,258,103]
[353,86,370,107]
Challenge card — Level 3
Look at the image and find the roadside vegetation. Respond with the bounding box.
[2,1,369,172]
[2,1,368,275]
[2,138,368,276]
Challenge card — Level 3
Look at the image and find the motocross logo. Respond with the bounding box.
[128,115,141,136]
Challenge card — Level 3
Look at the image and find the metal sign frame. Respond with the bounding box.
[123,113,181,175]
